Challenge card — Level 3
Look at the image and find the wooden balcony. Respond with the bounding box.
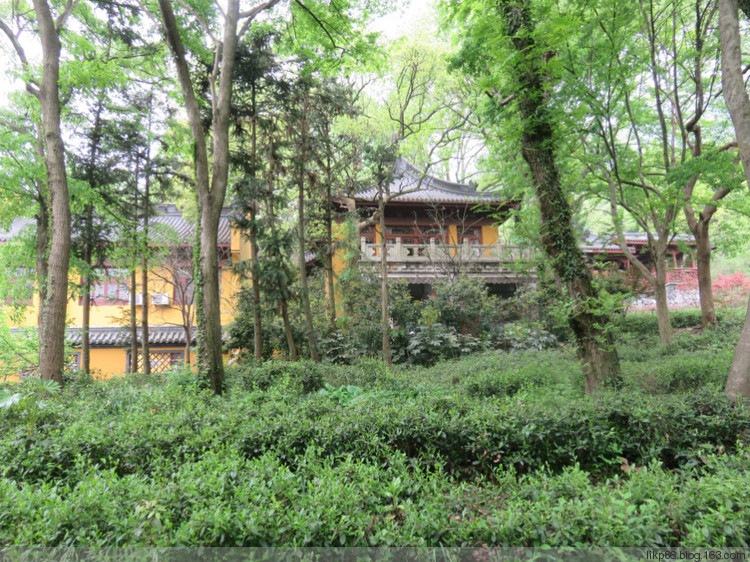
[359,237,535,284]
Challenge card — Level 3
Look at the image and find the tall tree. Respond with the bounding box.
[719,0,750,399]
[445,0,621,391]
[155,0,274,392]
[30,0,77,383]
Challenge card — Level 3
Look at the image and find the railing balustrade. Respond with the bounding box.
[359,237,533,266]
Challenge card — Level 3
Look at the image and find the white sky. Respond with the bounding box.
[0,0,437,107]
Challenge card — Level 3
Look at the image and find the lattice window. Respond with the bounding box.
[130,350,185,373]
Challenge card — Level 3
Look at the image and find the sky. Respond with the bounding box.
[0,0,437,107]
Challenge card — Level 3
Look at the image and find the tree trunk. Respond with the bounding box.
[249,85,263,361]
[297,169,320,361]
[198,203,225,391]
[35,196,49,338]
[81,209,92,375]
[141,180,150,375]
[325,165,336,330]
[33,0,71,385]
[508,1,620,391]
[158,0,250,393]
[280,296,297,360]
[693,219,717,328]
[130,268,138,372]
[719,0,750,399]
[249,204,263,361]
[653,250,674,346]
[141,255,150,375]
[379,202,392,366]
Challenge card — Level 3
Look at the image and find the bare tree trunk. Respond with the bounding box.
[719,0,750,399]
[379,202,392,366]
[653,250,673,346]
[693,219,717,327]
[33,0,72,384]
[141,256,150,374]
[297,170,320,361]
[141,177,150,375]
[81,234,91,375]
[249,85,263,361]
[158,0,258,393]
[325,162,336,330]
[130,268,138,372]
[280,296,297,360]
[249,204,263,361]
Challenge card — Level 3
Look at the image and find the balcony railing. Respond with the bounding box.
[359,237,535,283]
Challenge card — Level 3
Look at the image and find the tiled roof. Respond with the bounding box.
[0,205,231,246]
[354,159,506,205]
[150,204,231,246]
[581,232,695,253]
[65,326,194,347]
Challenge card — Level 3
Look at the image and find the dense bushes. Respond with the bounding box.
[2,445,750,546]
[2,319,749,547]
[1,356,746,486]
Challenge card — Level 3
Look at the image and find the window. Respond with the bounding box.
[91,269,130,305]
[173,269,194,306]
[128,350,185,373]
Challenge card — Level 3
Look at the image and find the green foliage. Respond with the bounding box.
[0,336,749,546]
[317,383,365,406]
[230,360,325,394]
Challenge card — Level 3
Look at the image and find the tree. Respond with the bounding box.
[28,0,76,383]
[445,0,621,391]
[563,0,734,338]
[719,0,750,399]
[155,0,378,391]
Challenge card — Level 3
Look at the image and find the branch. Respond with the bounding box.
[238,0,281,36]
[0,19,40,97]
[175,0,219,44]
[55,0,80,32]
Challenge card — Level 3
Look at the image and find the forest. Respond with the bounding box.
[2,0,750,550]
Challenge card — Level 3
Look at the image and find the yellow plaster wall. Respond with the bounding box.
[11,266,238,329]
[481,225,499,245]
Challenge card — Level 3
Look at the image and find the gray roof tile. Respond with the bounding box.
[65,326,194,347]
[354,159,506,205]
[0,204,231,246]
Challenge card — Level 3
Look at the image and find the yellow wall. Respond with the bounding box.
[12,267,237,329]
[5,263,238,377]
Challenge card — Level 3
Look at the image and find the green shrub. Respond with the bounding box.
[622,350,733,393]
[231,361,325,393]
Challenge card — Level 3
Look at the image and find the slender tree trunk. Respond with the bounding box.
[719,0,750,399]
[280,296,297,360]
[33,0,71,384]
[198,203,224,389]
[130,268,138,372]
[81,211,92,375]
[653,249,674,346]
[325,174,336,330]
[379,201,392,366]
[158,0,253,393]
[297,169,320,361]
[249,204,263,361]
[507,0,620,391]
[249,84,263,361]
[141,177,150,375]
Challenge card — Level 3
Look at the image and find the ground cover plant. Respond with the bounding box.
[0,309,748,547]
